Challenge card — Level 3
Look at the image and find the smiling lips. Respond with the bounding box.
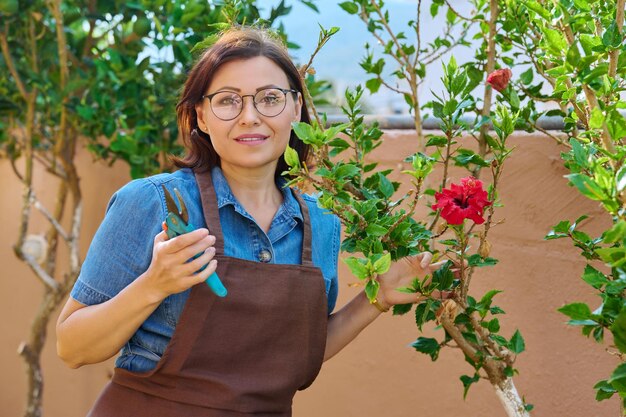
[234,134,269,143]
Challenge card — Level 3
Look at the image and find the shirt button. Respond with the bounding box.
[258,249,272,263]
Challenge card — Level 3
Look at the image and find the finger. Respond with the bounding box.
[182,247,216,275]
[428,260,448,271]
[419,252,433,269]
[179,235,215,261]
[154,229,169,244]
[185,259,219,286]
[164,228,210,253]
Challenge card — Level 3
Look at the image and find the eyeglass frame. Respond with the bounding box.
[200,87,299,121]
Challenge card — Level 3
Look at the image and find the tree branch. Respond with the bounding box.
[609,0,625,78]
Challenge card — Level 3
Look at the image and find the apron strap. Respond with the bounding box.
[292,191,313,266]
[194,168,226,255]
[194,168,314,265]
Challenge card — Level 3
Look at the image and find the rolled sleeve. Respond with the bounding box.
[71,179,165,306]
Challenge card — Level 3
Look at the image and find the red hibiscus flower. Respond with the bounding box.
[486,68,512,92]
[432,177,492,225]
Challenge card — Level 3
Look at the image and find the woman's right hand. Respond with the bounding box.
[142,228,218,302]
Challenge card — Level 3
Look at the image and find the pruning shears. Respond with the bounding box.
[161,185,227,298]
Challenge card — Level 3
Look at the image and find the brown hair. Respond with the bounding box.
[172,27,311,176]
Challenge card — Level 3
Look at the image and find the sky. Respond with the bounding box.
[268,0,479,114]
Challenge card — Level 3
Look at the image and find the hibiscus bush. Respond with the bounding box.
[287,1,625,415]
[496,0,626,409]
[286,12,532,410]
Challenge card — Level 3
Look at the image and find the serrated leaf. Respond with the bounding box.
[393,303,413,316]
[283,145,300,169]
[373,253,391,274]
[366,223,388,237]
[411,337,440,361]
[344,257,370,280]
[365,279,380,302]
[460,373,480,399]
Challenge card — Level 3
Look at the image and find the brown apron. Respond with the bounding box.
[87,169,328,417]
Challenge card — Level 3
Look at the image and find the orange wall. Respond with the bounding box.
[0,132,619,417]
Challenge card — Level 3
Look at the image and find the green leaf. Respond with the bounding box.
[602,21,622,48]
[334,163,360,179]
[543,28,568,54]
[415,300,435,329]
[393,303,413,316]
[292,122,318,144]
[411,337,440,361]
[365,77,382,93]
[616,166,626,193]
[520,67,534,85]
[558,302,592,321]
[480,289,503,307]
[610,309,626,353]
[523,0,550,20]
[608,363,626,393]
[460,373,480,399]
[594,380,617,401]
[566,44,582,68]
[377,173,395,198]
[467,254,499,267]
[603,221,626,244]
[344,257,370,280]
[283,145,300,169]
[589,107,605,129]
[581,265,608,289]
[339,2,359,15]
[426,135,448,147]
[366,223,388,237]
[596,247,626,267]
[431,261,454,291]
[509,330,525,354]
[373,253,391,274]
[566,173,608,201]
[365,279,380,302]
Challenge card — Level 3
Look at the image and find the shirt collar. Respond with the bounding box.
[211,166,303,222]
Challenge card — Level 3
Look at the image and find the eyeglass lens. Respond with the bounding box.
[210,88,290,120]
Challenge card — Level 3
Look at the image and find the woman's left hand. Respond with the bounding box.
[376,252,449,310]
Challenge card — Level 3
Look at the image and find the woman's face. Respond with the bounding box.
[195,56,302,175]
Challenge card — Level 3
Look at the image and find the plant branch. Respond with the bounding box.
[474,0,498,179]
[609,0,625,78]
[0,24,29,100]
[30,194,69,242]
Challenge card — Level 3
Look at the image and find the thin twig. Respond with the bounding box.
[31,194,69,242]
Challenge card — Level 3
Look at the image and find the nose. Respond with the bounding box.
[238,95,260,125]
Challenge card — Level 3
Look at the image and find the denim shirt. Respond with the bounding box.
[71,167,340,372]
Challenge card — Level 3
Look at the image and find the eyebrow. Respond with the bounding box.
[211,84,283,93]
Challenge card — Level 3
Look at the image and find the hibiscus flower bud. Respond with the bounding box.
[432,177,493,225]
[478,239,492,258]
[436,299,458,324]
[486,68,512,92]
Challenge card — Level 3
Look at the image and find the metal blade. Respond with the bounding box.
[162,185,180,216]
[173,188,189,223]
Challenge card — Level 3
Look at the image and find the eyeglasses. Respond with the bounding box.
[201,87,298,121]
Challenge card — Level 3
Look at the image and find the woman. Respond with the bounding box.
[56,27,444,416]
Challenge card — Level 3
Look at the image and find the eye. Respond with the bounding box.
[257,90,283,105]
[214,92,241,106]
